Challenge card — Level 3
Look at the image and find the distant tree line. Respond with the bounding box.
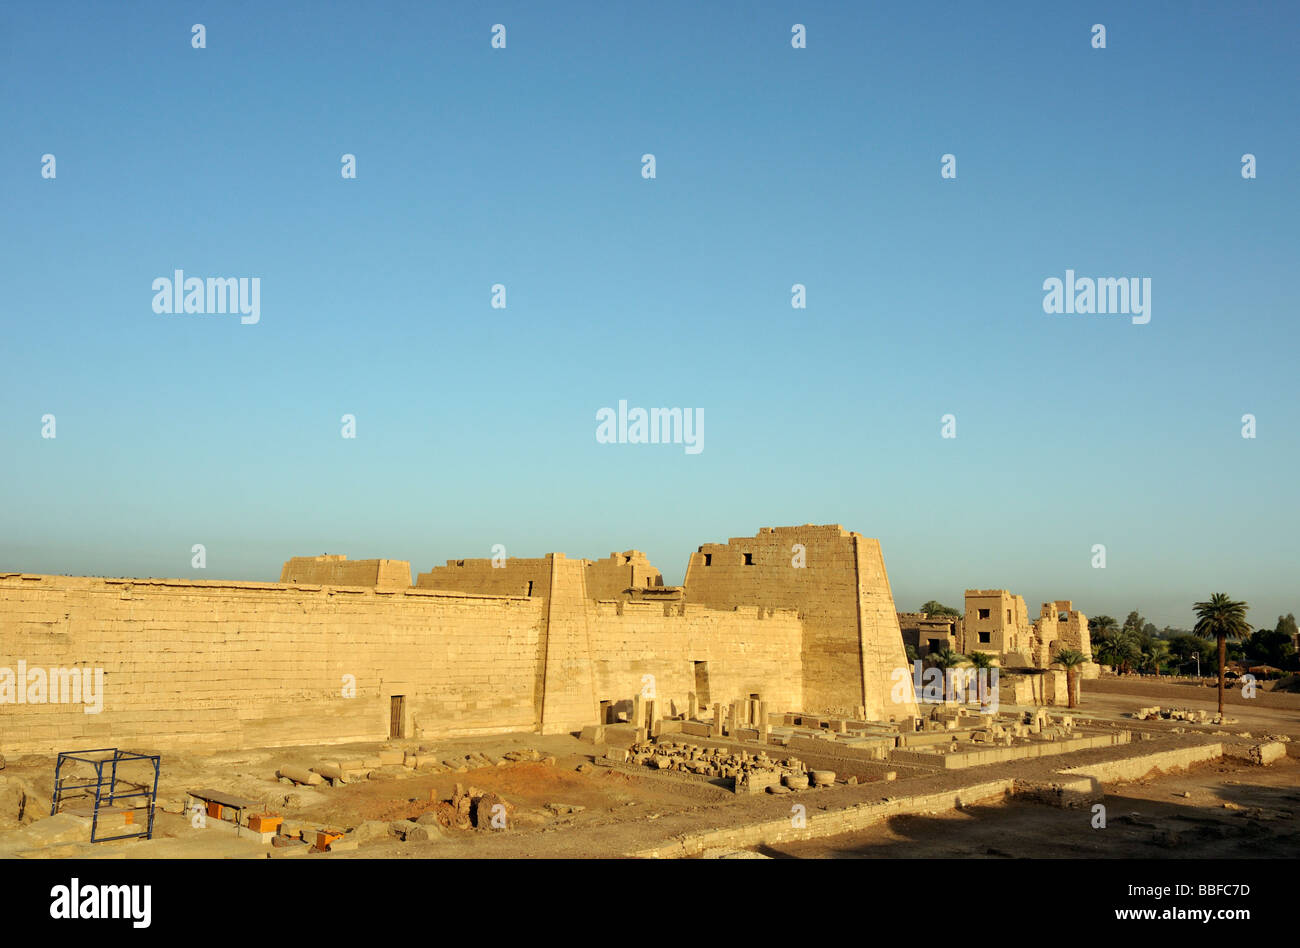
[916,594,1296,712]
[920,600,961,617]
[1088,608,1297,678]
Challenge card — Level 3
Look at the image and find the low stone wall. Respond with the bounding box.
[1013,775,1102,807]
[629,739,1237,856]
[1224,741,1288,766]
[1058,742,1224,783]
[627,778,1016,857]
[890,731,1127,770]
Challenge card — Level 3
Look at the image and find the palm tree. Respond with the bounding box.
[1052,649,1087,708]
[928,645,963,667]
[1193,593,1251,715]
[1120,630,1140,674]
[966,650,996,706]
[1090,615,1119,639]
[1138,634,1169,677]
[930,647,967,701]
[1092,633,1117,670]
[1094,628,1138,674]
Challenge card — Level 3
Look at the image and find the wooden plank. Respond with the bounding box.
[188,788,260,809]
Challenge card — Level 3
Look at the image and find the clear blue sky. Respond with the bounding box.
[2,1,1297,631]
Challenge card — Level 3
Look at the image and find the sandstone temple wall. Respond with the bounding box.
[1033,600,1093,666]
[416,551,663,603]
[415,556,550,599]
[585,551,663,600]
[415,552,802,733]
[0,574,544,755]
[586,600,803,721]
[0,525,912,753]
[683,525,916,721]
[0,561,804,754]
[280,555,412,590]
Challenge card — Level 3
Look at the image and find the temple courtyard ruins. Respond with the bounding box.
[0,524,1296,859]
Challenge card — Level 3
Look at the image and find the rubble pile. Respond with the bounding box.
[276,746,548,788]
[1133,707,1233,725]
[424,783,514,831]
[607,740,838,793]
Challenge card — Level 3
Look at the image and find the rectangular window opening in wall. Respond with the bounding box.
[526,580,534,596]
[389,695,406,739]
[927,638,942,653]
[743,553,754,565]
[1007,609,1012,622]
[979,631,991,644]
[703,554,712,566]
[978,608,991,620]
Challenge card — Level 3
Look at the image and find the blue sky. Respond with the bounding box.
[2,1,1296,630]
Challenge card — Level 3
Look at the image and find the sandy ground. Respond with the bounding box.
[1081,676,1300,738]
[759,756,1300,858]
[1,679,1295,858]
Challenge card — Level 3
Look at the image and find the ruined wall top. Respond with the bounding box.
[280,555,412,590]
[415,551,665,603]
[899,611,960,626]
[586,551,664,600]
[697,524,855,551]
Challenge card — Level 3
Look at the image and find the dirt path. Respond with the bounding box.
[760,756,1300,859]
[1081,677,1300,737]
[3,684,1294,859]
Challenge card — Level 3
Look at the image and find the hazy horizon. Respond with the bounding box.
[1,522,1287,634]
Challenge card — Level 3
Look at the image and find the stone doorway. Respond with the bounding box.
[389,695,406,739]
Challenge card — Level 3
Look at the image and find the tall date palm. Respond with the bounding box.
[1193,593,1251,716]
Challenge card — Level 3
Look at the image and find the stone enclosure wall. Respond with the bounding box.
[414,551,801,734]
[281,555,412,590]
[0,574,544,755]
[0,525,910,753]
[0,561,802,754]
[684,525,917,721]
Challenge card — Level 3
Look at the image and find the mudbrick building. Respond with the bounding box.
[900,593,1094,669]
[0,525,920,755]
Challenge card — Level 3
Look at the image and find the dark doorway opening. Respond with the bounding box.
[390,695,406,739]
[694,661,710,707]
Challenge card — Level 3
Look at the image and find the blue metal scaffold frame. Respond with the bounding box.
[50,748,161,843]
